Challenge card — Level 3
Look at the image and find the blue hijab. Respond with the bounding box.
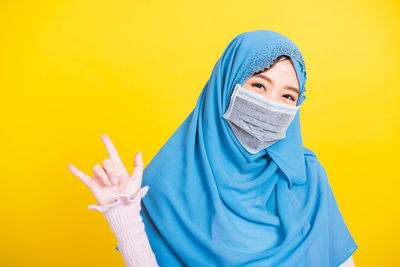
[132,30,357,266]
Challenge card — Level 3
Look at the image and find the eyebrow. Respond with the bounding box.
[254,73,300,95]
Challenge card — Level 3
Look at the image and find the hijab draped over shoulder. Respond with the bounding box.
[131,30,357,267]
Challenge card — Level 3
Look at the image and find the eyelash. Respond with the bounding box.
[251,83,296,101]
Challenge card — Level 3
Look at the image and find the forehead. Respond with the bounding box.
[236,52,305,95]
[253,57,296,75]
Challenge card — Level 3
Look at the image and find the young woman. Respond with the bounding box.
[68,30,358,267]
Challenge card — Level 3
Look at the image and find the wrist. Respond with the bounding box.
[98,197,118,206]
[88,186,149,213]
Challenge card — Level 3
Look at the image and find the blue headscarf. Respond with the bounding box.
[132,30,357,266]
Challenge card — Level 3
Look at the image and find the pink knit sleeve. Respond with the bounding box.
[88,186,159,267]
[339,255,355,267]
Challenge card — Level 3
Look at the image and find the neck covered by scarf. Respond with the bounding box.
[132,30,357,267]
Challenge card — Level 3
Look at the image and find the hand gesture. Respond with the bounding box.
[67,134,144,206]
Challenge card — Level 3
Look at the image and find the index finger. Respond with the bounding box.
[101,134,122,163]
[67,164,92,186]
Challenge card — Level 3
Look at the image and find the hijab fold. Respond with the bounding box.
[127,30,357,266]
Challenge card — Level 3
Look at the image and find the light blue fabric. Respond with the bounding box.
[128,30,357,266]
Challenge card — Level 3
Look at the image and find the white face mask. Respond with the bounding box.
[223,83,300,154]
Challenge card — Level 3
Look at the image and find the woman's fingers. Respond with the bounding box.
[93,164,112,186]
[131,152,144,184]
[102,158,118,185]
[68,164,92,187]
[101,134,129,177]
[101,134,122,163]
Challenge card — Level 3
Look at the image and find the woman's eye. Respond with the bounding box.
[283,94,295,101]
[252,83,265,90]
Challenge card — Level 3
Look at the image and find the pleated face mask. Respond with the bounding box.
[223,83,300,154]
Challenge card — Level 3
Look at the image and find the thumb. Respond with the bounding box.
[131,151,144,182]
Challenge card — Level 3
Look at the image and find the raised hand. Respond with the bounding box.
[67,134,144,206]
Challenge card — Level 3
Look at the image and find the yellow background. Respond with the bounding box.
[1,0,399,266]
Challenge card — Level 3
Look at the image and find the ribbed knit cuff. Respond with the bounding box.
[88,186,149,233]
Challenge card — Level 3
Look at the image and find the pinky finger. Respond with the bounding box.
[68,164,92,187]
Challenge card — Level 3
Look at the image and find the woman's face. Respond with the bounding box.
[242,58,300,106]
